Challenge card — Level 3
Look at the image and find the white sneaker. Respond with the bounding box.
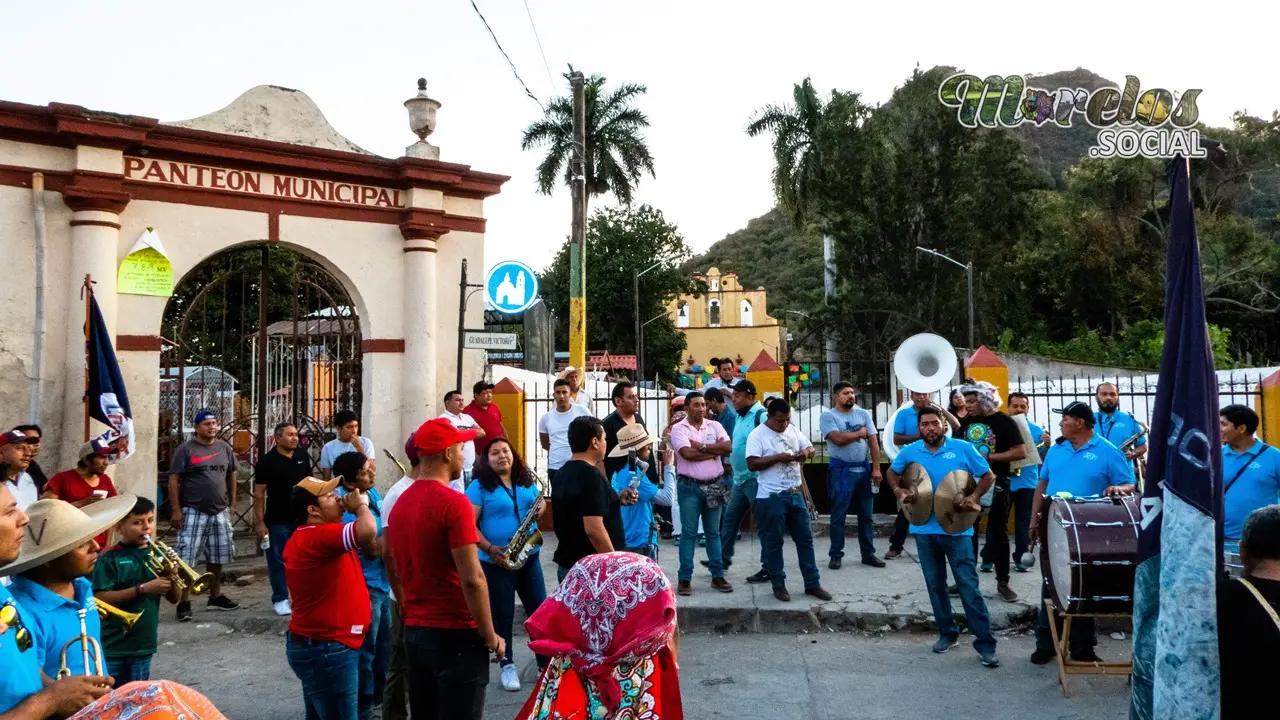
[500,663,520,692]
[273,600,292,616]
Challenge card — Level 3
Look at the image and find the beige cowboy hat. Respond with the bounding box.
[558,366,580,380]
[0,495,137,576]
[608,423,653,458]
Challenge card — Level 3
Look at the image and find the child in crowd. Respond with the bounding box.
[608,424,675,559]
[92,497,174,686]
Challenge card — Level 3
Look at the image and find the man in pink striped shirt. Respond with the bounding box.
[670,392,734,596]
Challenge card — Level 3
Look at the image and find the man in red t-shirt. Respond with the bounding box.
[386,417,503,720]
[462,381,505,456]
[282,475,377,720]
[44,440,118,547]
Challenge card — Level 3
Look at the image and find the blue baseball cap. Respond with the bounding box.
[193,409,218,425]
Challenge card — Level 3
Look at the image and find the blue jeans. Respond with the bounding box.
[482,558,550,669]
[106,655,151,687]
[286,634,360,720]
[677,478,725,582]
[358,588,392,719]
[827,462,876,560]
[266,523,294,604]
[720,478,766,570]
[754,491,822,591]
[914,534,996,654]
[403,626,488,720]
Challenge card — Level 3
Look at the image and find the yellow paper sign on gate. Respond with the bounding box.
[118,247,174,297]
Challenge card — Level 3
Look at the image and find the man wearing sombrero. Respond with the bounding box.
[0,484,126,714]
[558,366,594,413]
[5,494,138,680]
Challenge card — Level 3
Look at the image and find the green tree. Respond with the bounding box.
[539,205,702,381]
[520,68,655,206]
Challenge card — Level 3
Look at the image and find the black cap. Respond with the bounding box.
[733,379,757,396]
[472,380,495,395]
[1053,401,1095,427]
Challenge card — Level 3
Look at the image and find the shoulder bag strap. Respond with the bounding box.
[1237,578,1280,633]
[1224,445,1269,496]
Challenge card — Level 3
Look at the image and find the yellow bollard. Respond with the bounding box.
[745,350,784,396]
[964,346,1009,404]
[491,378,526,461]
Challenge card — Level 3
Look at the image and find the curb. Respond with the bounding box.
[677,603,1037,635]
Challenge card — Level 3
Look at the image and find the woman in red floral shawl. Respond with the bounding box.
[516,552,683,719]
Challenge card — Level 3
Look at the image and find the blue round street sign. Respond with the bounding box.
[485,260,540,314]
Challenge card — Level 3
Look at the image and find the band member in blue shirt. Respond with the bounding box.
[1219,405,1280,543]
[888,406,1000,668]
[0,484,114,716]
[1028,401,1135,666]
[887,393,960,559]
[1094,382,1147,461]
[1003,392,1048,573]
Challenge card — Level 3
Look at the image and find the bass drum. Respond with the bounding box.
[1043,496,1140,615]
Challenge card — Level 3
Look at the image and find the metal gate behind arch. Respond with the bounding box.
[157,244,362,542]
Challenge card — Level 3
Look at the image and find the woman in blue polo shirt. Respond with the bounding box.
[1220,405,1280,543]
[465,438,549,693]
[0,485,113,715]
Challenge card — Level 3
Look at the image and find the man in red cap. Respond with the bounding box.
[386,418,503,720]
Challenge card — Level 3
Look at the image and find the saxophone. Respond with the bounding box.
[503,475,547,571]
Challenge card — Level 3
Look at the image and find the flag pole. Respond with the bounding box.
[83,273,92,442]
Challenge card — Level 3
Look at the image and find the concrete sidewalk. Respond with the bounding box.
[220,521,1040,637]
[606,530,1041,634]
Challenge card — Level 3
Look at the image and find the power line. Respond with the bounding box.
[468,0,544,110]
[522,0,557,94]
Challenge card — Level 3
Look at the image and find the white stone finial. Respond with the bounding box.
[404,77,441,160]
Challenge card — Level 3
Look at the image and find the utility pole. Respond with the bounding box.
[822,234,838,371]
[568,70,587,371]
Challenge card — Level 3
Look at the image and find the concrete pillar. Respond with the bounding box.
[1259,370,1280,447]
[61,209,123,458]
[401,236,439,440]
[964,346,1009,404]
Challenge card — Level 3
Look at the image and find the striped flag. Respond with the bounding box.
[1129,157,1222,720]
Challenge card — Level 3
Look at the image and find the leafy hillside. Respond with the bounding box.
[1016,68,1121,186]
[683,209,823,316]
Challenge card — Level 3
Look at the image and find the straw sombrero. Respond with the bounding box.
[608,423,653,458]
[0,495,137,576]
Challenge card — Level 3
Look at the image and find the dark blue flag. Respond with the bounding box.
[87,291,135,462]
[1130,158,1221,720]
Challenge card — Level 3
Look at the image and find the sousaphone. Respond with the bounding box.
[933,469,980,534]
[899,463,935,526]
[882,334,958,460]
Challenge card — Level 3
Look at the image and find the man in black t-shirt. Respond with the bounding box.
[253,422,312,616]
[958,384,1026,602]
[1218,505,1280,720]
[551,416,634,583]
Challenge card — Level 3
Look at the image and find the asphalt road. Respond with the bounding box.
[153,622,1130,720]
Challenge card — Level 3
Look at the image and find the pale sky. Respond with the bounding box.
[3,0,1277,275]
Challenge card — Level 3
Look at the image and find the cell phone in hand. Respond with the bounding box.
[627,449,637,473]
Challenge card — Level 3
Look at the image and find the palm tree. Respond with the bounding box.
[746,77,829,227]
[521,68,656,206]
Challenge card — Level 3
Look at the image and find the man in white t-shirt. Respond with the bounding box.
[560,367,594,414]
[539,379,592,488]
[438,390,482,481]
[319,409,375,480]
[746,398,831,603]
[0,430,39,511]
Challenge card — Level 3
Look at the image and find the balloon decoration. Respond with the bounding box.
[786,362,822,392]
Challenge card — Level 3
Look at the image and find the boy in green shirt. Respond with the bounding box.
[91,497,172,686]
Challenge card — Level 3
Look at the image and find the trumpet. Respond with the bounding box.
[143,534,213,601]
[94,597,143,635]
[57,608,105,679]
